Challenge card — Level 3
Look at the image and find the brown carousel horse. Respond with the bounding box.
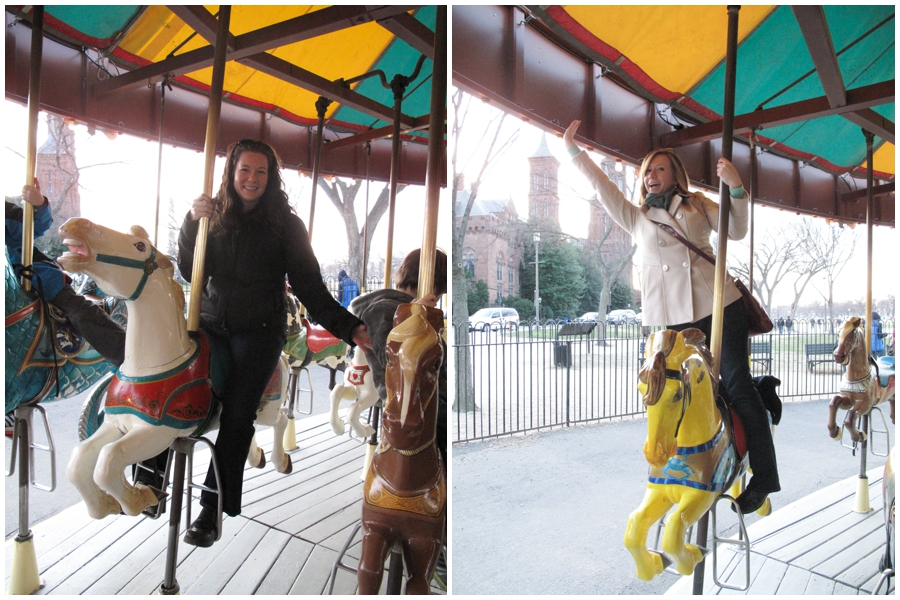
[358,303,446,594]
[828,316,895,442]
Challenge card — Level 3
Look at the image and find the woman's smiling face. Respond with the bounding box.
[233,151,269,208]
[643,154,676,196]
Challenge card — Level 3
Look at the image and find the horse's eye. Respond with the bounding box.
[134,242,146,252]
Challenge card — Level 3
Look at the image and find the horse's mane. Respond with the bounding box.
[639,328,719,405]
[838,317,861,345]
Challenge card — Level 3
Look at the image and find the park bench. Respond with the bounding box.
[806,342,837,372]
[554,322,597,367]
[750,341,772,373]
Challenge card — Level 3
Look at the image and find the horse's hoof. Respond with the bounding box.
[756,497,772,516]
[280,455,293,475]
[828,426,841,440]
[253,449,266,469]
[330,417,346,437]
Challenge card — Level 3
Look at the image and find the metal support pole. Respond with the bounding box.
[417,5,446,301]
[160,451,185,595]
[695,6,740,595]
[383,79,405,286]
[21,6,44,292]
[362,142,371,292]
[186,7,231,334]
[153,77,171,247]
[8,407,43,595]
[309,96,332,242]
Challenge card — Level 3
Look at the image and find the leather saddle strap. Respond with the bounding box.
[653,221,716,267]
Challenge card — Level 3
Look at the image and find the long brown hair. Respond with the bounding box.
[210,139,293,235]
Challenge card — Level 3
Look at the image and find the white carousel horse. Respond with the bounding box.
[59,218,290,519]
[329,346,378,438]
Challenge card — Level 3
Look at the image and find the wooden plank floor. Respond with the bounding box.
[666,467,894,595]
[5,413,445,595]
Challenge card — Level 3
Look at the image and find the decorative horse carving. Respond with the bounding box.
[828,316,895,442]
[358,303,446,594]
[59,218,291,519]
[624,328,746,581]
[329,346,378,438]
[283,290,347,388]
[5,247,119,413]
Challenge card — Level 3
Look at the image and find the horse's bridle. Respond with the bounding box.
[94,246,160,301]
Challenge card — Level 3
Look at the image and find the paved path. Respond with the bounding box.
[450,398,890,595]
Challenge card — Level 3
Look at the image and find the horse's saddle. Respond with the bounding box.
[875,356,895,388]
[715,375,783,460]
[304,318,342,354]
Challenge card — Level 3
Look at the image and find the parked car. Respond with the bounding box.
[607,309,639,325]
[577,312,600,322]
[468,307,520,332]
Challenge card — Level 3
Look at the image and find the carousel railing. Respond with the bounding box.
[452,317,895,443]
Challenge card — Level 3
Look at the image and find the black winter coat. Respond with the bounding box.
[178,205,361,344]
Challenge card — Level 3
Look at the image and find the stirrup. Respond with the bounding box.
[171,437,223,543]
[136,450,174,520]
[6,405,56,492]
[711,494,751,591]
[652,515,707,576]
[325,521,363,595]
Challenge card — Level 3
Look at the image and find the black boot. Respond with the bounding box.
[184,507,218,547]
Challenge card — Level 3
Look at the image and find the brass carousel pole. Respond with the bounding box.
[185,7,230,334]
[418,5,447,300]
[694,5,740,595]
[309,96,332,243]
[9,7,45,596]
[162,7,230,596]
[20,6,44,293]
[853,128,876,514]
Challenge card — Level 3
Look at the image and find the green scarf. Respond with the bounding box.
[644,189,676,210]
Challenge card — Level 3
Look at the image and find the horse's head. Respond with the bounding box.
[58,218,179,306]
[834,316,863,365]
[638,328,715,467]
[382,303,444,451]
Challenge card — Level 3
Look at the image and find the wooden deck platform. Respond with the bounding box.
[4,413,445,595]
[666,467,894,595]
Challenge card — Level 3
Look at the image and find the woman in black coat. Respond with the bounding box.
[178,139,371,547]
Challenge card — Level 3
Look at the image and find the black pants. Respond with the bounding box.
[200,325,286,516]
[671,299,780,494]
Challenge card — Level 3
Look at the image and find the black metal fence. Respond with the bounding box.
[452,318,895,443]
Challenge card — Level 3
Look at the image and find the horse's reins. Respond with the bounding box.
[381,434,436,457]
[94,246,160,301]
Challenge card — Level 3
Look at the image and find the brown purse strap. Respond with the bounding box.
[653,221,717,266]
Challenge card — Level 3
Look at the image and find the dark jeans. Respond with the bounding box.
[200,325,286,516]
[671,299,780,494]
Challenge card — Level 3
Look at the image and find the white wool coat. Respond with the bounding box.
[572,150,747,326]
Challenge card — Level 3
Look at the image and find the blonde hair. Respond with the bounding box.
[637,149,703,210]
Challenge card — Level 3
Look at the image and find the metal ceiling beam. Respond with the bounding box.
[93,6,419,96]
[792,6,894,144]
[377,12,435,59]
[841,182,894,202]
[244,53,418,128]
[661,80,894,148]
[792,6,846,107]
[323,115,433,151]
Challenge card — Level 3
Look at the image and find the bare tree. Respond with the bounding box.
[315,177,398,287]
[451,88,519,412]
[804,219,858,331]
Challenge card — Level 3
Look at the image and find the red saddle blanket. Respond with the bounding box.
[106,334,212,432]
[730,407,747,458]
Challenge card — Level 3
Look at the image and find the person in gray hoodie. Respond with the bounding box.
[349,248,447,466]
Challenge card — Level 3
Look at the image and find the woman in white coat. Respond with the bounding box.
[564,120,778,514]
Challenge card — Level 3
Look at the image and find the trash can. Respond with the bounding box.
[554,342,572,368]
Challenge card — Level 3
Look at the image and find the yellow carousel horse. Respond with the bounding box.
[624,328,746,581]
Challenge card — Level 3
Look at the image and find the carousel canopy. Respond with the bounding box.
[5,5,446,185]
[453,5,894,226]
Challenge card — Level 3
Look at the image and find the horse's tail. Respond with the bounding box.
[78,373,114,441]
